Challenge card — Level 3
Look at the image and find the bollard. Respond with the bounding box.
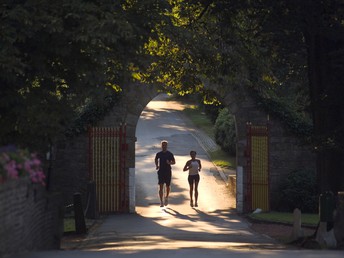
[319,191,335,228]
[290,208,303,241]
[317,191,337,248]
[85,181,98,219]
[74,192,87,234]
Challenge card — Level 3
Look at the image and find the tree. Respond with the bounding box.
[1,0,343,194]
[208,0,344,193]
[143,0,344,193]
[299,0,344,193]
[0,0,164,151]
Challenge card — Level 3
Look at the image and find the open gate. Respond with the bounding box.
[246,123,270,212]
[88,125,128,213]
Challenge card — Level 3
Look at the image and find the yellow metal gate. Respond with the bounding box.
[88,125,128,213]
[246,123,270,212]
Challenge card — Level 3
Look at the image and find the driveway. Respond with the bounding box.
[12,94,343,258]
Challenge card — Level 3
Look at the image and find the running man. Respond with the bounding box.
[155,140,175,207]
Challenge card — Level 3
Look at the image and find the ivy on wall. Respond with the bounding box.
[65,93,122,137]
[256,94,313,137]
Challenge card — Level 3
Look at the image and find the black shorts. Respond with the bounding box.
[158,171,172,186]
[188,174,200,185]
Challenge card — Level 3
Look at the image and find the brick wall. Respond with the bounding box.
[0,178,64,257]
[52,134,90,206]
[268,118,316,209]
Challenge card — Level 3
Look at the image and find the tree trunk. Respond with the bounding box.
[306,23,344,194]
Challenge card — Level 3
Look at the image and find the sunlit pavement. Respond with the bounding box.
[12,94,344,258]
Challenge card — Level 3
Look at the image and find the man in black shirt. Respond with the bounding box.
[155,140,175,207]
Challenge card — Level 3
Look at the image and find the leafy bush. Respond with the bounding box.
[201,102,223,123]
[277,169,318,213]
[214,108,236,155]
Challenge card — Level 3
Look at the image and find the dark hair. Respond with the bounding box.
[190,150,196,155]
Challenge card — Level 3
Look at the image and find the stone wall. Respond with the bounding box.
[51,83,157,209]
[0,178,63,257]
[51,82,316,213]
[52,134,90,206]
[268,118,316,209]
[221,88,315,211]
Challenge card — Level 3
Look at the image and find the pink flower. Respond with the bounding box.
[0,147,46,185]
[24,160,32,172]
[29,169,46,185]
[5,160,18,179]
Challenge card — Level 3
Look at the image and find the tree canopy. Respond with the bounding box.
[0,0,165,150]
[1,0,343,192]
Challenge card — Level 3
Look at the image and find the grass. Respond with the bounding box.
[182,105,236,169]
[209,149,236,168]
[183,106,215,138]
[248,212,319,227]
[64,218,76,233]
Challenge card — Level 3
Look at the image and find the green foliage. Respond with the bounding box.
[181,101,236,169]
[214,108,236,155]
[183,106,214,138]
[277,169,318,213]
[255,92,313,138]
[65,93,122,137]
[0,0,161,151]
[209,149,236,168]
[1,0,342,197]
[201,103,221,124]
[198,91,224,123]
[139,0,314,144]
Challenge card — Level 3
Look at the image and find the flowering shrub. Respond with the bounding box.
[0,145,46,186]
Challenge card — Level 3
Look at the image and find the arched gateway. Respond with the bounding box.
[52,82,314,214]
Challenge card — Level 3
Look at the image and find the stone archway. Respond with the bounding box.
[52,82,315,213]
[123,82,315,213]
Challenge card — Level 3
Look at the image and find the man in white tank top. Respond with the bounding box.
[183,150,202,207]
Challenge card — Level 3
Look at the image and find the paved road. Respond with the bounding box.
[12,94,343,258]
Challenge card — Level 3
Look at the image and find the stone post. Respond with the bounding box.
[236,166,244,213]
[334,192,344,248]
[290,208,303,241]
[85,181,98,219]
[316,192,337,248]
[74,192,87,234]
[129,167,136,213]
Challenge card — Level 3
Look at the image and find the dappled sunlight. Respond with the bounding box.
[128,93,279,254]
[57,95,312,256]
[79,208,277,252]
[139,106,186,122]
[135,142,159,156]
[138,112,187,134]
[83,239,278,253]
[139,110,156,120]
[160,124,187,131]
[90,240,277,252]
[146,99,191,111]
[155,206,252,235]
[139,108,181,121]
